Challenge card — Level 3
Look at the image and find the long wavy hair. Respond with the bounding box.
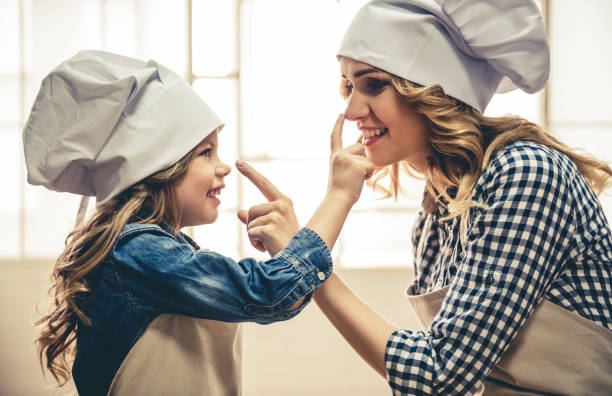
[35,147,198,386]
[353,75,612,219]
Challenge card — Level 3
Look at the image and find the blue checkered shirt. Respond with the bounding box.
[385,141,612,395]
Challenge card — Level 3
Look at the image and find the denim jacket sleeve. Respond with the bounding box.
[110,225,332,324]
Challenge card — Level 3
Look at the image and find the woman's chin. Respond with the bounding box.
[367,153,394,168]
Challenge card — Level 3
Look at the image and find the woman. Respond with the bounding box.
[288,1,612,395]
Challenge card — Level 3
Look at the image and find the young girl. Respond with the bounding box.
[242,1,612,395]
[25,50,373,395]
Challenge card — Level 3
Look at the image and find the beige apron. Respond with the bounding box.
[405,285,612,395]
[107,314,242,396]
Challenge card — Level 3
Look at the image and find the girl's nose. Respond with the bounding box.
[344,93,369,121]
[216,161,231,177]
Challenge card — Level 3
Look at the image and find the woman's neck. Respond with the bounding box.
[406,155,449,193]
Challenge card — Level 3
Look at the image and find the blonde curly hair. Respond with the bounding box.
[347,74,612,219]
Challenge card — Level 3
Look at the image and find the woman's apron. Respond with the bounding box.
[405,284,612,395]
[107,314,242,396]
[406,206,612,395]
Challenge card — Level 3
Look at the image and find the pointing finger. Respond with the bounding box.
[330,114,345,153]
[236,161,284,202]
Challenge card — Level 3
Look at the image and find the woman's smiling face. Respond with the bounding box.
[340,57,430,171]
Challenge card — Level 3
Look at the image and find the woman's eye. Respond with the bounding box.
[199,148,211,157]
[340,80,353,99]
[365,78,389,94]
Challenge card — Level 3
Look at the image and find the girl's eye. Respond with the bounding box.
[365,78,389,95]
[199,148,211,157]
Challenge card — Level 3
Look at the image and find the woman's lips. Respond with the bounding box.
[360,127,388,147]
[363,134,384,147]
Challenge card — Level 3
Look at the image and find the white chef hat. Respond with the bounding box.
[23,50,223,209]
[337,0,550,112]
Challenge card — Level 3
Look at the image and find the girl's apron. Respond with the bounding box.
[405,285,612,395]
[107,314,242,396]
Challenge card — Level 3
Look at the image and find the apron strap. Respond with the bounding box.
[75,196,90,226]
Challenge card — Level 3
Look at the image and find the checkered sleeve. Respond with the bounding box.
[386,145,578,395]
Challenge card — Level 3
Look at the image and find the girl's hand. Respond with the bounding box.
[236,162,300,256]
[327,114,374,204]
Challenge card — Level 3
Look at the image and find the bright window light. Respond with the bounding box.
[5,0,612,267]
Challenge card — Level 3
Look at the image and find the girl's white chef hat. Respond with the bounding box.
[337,0,550,112]
[23,50,223,208]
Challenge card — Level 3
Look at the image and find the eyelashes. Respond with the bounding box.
[340,80,353,99]
[340,77,390,98]
[199,148,212,157]
[365,78,389,94]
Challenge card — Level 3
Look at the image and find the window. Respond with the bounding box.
[4,0,612,267]
[4,0,189,259]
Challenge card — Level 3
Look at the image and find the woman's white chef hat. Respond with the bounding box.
[337,0,550,112]
[23,50,223,207]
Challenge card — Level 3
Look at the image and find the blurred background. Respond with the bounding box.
[1,0,611,395]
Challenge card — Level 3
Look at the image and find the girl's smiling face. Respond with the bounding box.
[340,57,430,171]
[174,130,231,227]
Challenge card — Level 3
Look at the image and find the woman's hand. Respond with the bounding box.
[327,114,374,204]
[235,114,373,257]
[236,161,300,256]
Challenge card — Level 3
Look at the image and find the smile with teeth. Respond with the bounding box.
[207,187,222,197]
[362,128,388,138]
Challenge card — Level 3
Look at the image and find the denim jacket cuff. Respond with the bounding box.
[245,227,333,322]
[282,227,333,288]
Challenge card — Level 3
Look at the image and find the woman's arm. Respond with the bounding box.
[374,144,577,395]
[314,273,398,378]
[237,114,373,255]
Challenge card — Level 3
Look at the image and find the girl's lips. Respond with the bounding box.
[206,184,225,204]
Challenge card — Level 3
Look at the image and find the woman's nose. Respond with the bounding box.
[344,93,369,121]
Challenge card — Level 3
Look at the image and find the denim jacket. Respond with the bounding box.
[72,223,332,395]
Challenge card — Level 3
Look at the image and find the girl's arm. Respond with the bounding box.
[112,224,333,324]
[313,273,397,378]
[237,114,373,256]
[236,115,372,311]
